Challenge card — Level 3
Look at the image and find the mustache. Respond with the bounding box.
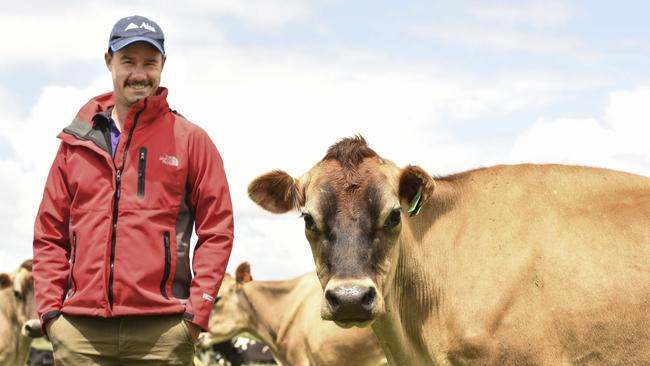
[124,79,153,87]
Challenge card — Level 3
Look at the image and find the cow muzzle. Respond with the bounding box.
[321,279,382,327]
[22,318,44,338]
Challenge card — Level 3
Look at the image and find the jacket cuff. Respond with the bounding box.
[41,310,61,336]
[182,311,208,331]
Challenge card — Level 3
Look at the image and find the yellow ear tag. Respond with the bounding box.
[407,186,423,217]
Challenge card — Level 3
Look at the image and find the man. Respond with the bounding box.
[32,15,234,365]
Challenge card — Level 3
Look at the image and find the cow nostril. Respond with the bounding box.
[361,287,376,308]
[325,289,340,311]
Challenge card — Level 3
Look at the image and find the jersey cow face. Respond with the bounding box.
[248,136,433,327]
[0,260,36,328]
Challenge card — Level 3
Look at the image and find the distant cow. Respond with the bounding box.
[0,260,38,366]
[248,136,650,365]
[205,262,386,366]
[27,348,54,366]
[195,336,276,366]
[197,335,275,366]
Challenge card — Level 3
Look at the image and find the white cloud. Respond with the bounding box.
[0,10,109,65]
[176,0,311,28]
[510,117,613,165]
[510,88,650,176]
[469,1,573,28]
[0,80,110,273]
[0,86,19,120]
[605,88,650,133]
[0,2,243,66]
[0,0,309,66]
[411,1,589,57]
[413,24,577,54]
[227,213,314,280]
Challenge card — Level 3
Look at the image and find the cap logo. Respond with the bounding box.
[124,22,157,33]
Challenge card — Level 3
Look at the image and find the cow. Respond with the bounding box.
[204,262,387,366]
[196,335,276,366]
[247,135,650,365]
[0,260,39,366]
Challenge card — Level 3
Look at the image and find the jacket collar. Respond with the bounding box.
[59,87,171,156]
[73,87,170,129]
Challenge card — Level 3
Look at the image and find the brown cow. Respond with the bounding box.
[205,262,386,366]
[248,136,650,365]
[0,260,38,366]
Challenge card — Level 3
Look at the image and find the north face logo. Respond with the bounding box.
[124,22,157,33]
[159,155,178,167]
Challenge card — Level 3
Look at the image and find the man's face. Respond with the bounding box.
[105,42,166,109]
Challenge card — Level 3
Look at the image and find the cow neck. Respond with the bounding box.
[374,180,459,365]
[240,280,297,363]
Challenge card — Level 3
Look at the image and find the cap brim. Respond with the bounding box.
[110,36,164,54]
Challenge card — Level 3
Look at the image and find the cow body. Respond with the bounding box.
[206,264,386,366]
[0,260,37,366]
[248,136,650,365]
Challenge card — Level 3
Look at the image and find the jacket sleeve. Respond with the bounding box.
[32,142,73,330]
[184,127,234,330]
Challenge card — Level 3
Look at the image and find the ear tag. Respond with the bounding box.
[407,186,423,217]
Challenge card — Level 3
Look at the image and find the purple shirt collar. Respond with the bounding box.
[108,114,121,159]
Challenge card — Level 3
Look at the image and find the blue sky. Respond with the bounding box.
[1,0,649,279]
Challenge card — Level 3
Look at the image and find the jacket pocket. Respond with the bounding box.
[137,147,147,198]
[160,231,171,299]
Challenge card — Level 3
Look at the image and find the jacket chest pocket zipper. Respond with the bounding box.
[137,147,147,198]
[160,231,171,299]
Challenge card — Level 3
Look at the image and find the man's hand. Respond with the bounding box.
[184,320,202,342]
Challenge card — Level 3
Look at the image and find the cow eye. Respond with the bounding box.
[13,290,23,301]
[301,212,318,232]
[384,208,402,229]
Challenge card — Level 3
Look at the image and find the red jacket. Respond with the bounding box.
[33,88,234,331]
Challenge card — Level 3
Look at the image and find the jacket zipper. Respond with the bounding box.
[160,231,171,299]
[108,100,147,309]
[67,232,78,298]
[137,147,147,198]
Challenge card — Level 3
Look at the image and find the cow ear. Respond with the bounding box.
[20,259,33,272]
[248,170,303,213]
[235,262,253,284]
[0,273,11,289]
[398,165,435,217]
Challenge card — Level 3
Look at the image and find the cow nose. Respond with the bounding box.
[325,285,377,321]
[22,319,43,338]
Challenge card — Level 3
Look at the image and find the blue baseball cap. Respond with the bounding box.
[108,15,165,54]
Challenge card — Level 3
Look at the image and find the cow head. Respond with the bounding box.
[248,136,435,327]
[207,262,254,342]
[0,260,38,333]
